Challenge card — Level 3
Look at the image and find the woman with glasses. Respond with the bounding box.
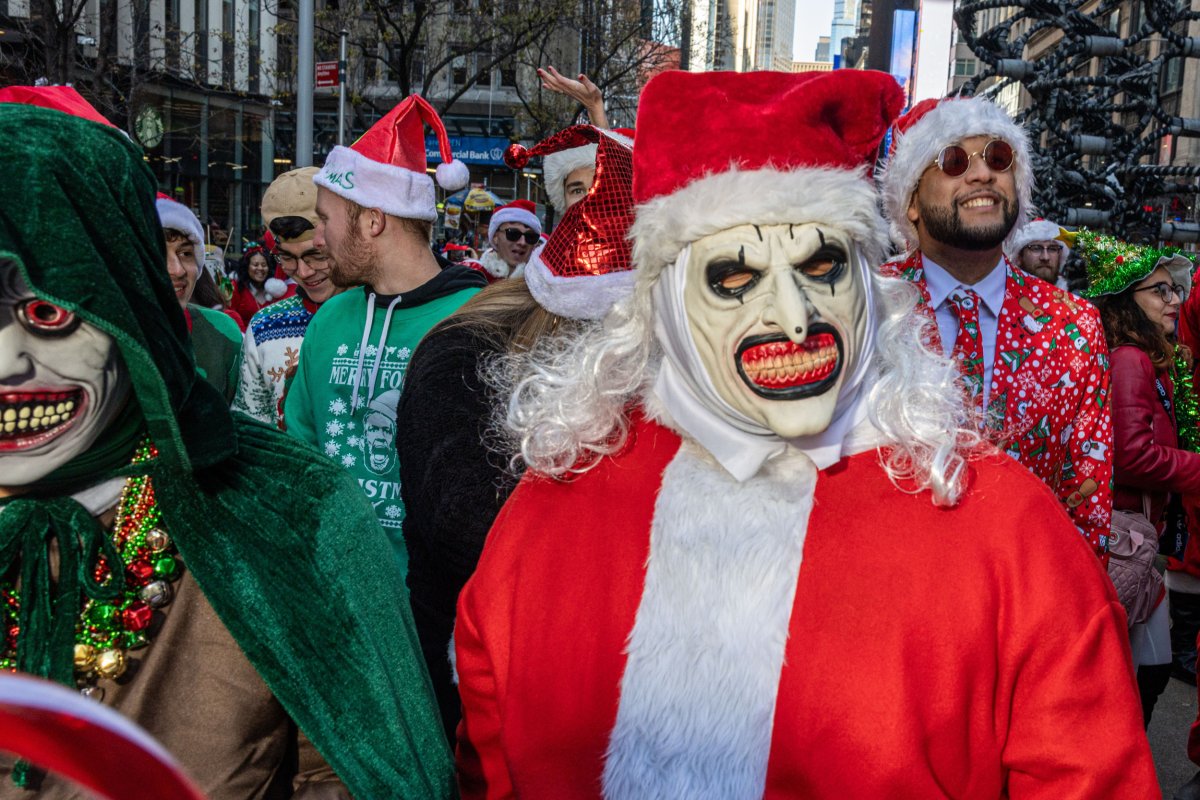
[1080,230,1200,726]
[230,241,292,324]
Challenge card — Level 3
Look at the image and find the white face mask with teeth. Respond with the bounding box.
[651,223,877,481]
[0,264,131,489]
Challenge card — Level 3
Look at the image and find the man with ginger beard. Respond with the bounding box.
[283,95,484,568]
[879,97,1112,557]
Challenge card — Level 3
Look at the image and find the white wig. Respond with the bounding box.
[490,265,981,507]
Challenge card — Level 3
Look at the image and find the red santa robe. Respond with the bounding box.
[455,414,1156,799]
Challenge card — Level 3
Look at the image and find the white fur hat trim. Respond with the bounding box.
[155,196,205,276]
[524,247,638,320]
[314,145,437,222]
[1006,218,1070,262]
[630,166,888,287]
[543,144,598,212]
[488,205,542,240]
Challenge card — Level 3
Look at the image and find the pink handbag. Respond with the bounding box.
[1107,499,1163,626]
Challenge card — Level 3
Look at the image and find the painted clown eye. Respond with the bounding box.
[707,261,762,297]
[19,298,80,336]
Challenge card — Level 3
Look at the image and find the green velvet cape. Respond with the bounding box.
[0,104,455,798]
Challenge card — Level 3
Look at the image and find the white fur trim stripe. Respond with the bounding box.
[314,145,437,221]
[629,167,887,289]
[602,442,815,799]
[880,97,1034,252]
[524,248,637,320]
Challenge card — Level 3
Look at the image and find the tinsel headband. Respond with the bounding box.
[1076,228,1195,299]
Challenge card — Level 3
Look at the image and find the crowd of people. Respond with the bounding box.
[2,65,1200,799]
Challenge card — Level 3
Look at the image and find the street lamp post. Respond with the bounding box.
[296,0,315,167]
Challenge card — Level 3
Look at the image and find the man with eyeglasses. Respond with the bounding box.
[1008,218,1071,288]
[475,199,542,281]
[233,167,347,428]
[880,96,1113,557]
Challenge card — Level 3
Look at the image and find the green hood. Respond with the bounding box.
[0,104,234,474]
[0,105,455,797]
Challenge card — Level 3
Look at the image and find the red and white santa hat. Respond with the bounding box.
[505,125,636,318]
[629,69,904,280]
[880,95,1034,252]
[487,199,541,241]
[314,95,470,222]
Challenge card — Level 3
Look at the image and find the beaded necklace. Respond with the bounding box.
[0,439,182,697]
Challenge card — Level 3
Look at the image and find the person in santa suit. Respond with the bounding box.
[453,69,1156,798]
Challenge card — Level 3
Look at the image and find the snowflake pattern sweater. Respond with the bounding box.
[233,294,318,428]
[284,266,484,571]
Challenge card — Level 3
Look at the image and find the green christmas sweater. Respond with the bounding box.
[284,266,483,571]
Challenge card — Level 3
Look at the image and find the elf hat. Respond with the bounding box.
[314,95,470,223]
[487,199,541,241]
[505,125,636,319]
[1006,218,1070,263]
[155,193,204,275]
[628,69,904,281]
[881,95,1033,252]
[1076,228,1194,300]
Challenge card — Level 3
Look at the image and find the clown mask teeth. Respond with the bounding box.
[0,389,84,446]
[739,334,840,391]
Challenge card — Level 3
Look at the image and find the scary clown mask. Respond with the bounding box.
[652,221,876,477]
[0,263,131,489]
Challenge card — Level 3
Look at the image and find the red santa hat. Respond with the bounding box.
[509,126,634,212]
[314,95,470,222]
[487,199,541,241]
[629,70,905,279]
[880,95,1034,252]
[505,125,636,319]
[0,85,117,128]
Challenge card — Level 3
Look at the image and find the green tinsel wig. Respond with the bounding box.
[1077,228,1195,299]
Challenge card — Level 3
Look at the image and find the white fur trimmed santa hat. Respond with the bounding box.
[314,95,470,222]
[880,95,1034,253]
[628,69,905,282]
[487,199,541,241]
[155,192,204,275]
[504,125,636,319]
[1005,218,1070,262]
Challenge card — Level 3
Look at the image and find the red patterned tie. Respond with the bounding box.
[947,288,986,422]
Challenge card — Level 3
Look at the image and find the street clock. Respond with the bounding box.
[135,106,164,149]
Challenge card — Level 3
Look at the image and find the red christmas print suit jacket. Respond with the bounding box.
[881,251,1113,556]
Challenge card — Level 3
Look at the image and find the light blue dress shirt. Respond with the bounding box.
[921,255,1008,408]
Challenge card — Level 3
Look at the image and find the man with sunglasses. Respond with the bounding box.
[880,96,1113,558]
[1008,218,1071,288]
[475,199,542,281]
[233,167,347,428]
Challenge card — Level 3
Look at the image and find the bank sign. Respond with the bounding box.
[425,135,510,167]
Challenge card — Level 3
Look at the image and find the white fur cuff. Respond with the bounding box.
[315,145,437,222]
[525,249,637,320]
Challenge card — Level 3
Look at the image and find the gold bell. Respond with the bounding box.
[73,643,96,671]
[94,648,126,680]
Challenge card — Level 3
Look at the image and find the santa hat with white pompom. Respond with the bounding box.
[314,94,470,222]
